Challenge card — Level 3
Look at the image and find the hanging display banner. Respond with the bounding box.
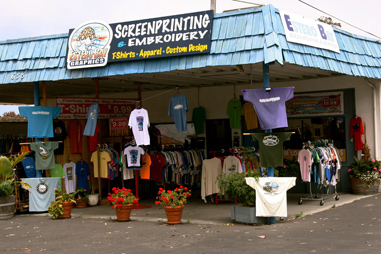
[67,10,213,69]
[56,97,135,120]
[286,92,344,117]
[279,10,340,53]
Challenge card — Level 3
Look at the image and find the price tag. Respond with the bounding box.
[109,118,128,130]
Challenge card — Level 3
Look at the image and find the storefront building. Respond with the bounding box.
[0,4,380,196]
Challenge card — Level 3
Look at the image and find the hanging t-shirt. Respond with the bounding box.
[140,154,152,180]
[49,163,65,191]
[242,102,258,130]
[68,120,83,154]
[63,162,76,194]
[21,177,60,212]
[350,117,364,151]
[168,94,189,132]
[242,87,294,130]
[245,177,296,217]
[222,155,242,175]
[192,106,206,134]
[89,125,99,152]
[128,108,150,146]
[251,132,292,168]
[30,142,59,170]
[49,121,67,155]
[227,99,242,129]
[91,150,112,178]
[83,103,99,136]
[76,161,90,190]
[19,106,61,138]
[121,153,134,180]
[21,156,36,178]
[151,152,166,182]
[124,145,145,168]
[201,157,223,200]
[298,149,313,182]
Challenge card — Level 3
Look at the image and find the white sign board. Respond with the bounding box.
[279,11,340,53]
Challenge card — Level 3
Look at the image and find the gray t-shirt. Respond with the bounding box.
[30,142,59,170]
[21,177,60,212]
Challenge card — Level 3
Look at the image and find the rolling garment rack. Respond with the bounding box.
[298,140,340,206]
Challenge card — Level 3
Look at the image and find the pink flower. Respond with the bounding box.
[374,167,377,170]
[379,169,381,172]
[348,168,352,173]
[54,188,57,191]
[372,159,376,163]
[283,165,287,168]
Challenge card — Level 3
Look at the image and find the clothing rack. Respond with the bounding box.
[298,140,340,206]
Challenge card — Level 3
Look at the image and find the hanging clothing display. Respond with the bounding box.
[150,152,166,183]
[251,132,292,168]
[222,155,242,175]
[83,103,99,136]
[245,177,296,217]
[298,149,313,182]
[76,161,90,190]
[227,99,242,129]
[68,120,83,154]
[121,152,134,180]
[63,161,76,194]
[201,157,222,200]
[140,153,152,180]
[30,141,59,170]
[168,94,189,132]
[350,116,364,151]
[91,150,112,178]
[242,87,294,130]
[19,106,61,138]
[124,145,145,168]
[192,106,206,134]
[128,108,150,146]
[21,156,37,178]
[242,102,258,130]
[49,121,67,155]
[21,177,60,212]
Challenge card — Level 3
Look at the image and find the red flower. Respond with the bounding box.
[133,200,138,204]
[175,188,179,192]
[184,187,188,191]
[112,187,116,191]
[118,198,124,203]
[158,191,161,195]
[170,195,174,199]
[183,192,186,196]
[159,187,163,191]
[180,185,183,188]
[122,187,126,191]
[167,190,172,194]
[108,193,111,196]
[155,201,160,205]
[116,204,122,208]
[164,197,168,203]
[127,189,131,192]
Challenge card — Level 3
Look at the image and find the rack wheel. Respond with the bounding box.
[335,195,340,200]
[320,200,324,206]
[298,198,303,205]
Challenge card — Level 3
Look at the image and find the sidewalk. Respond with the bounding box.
[60,192,378,225]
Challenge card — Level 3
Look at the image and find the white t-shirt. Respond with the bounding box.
[201,157,223,200]
[128,108,150,146]
[124,145,145,168]
[63,162,76,194]
[245,177,296,217]
[222,156,242,175]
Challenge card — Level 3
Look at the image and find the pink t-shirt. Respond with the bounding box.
[298,149,313,182]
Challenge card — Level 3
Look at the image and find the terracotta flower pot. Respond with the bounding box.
[350,178,379,195]
[75,199,88,208]
[115,204,134,222]
[164,205,184,225]
[58,201,73,219]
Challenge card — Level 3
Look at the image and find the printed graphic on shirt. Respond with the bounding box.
[54,127,63,135]
[259,97,280,103]
[263,135,279,146]
[37,183,48,194]
[89,109,97,119]
[67,167,73,180]
[39,147,49,160]
[263,182,279,194]
[136,116,144,131]
[129,150,138,164]
[352,123,360,130]
[228,165,237,172]
[174,104,184,110]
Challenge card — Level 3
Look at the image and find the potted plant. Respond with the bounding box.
[0,153,30,220]
[48,189,77,219]
[155,185,191,224]
[88,185,99,206]
[75,188,89,208]
[107,187,138,222]
[348,157,380,194]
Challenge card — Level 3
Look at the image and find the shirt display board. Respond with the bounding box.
[245,177,296,217]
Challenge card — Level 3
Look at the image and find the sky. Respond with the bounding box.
[0,0,380,115]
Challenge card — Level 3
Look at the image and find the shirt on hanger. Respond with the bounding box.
[63,162,76,194]
[222,155,242,175]
[89,124,99,152]
[168,94,189,132]
[68,120,83,154]
[245,177,296,217]
[76,161,90,190]
[350,117,364,151]
[298,149,313,182]
[19,106,61,138]
[140,153,152,180]
[192,106,206,134]
[21,156,36,178]
[124,145,145,168]
[242,102,258,130]
[91,150,112,178]
[201,157,222,200]
[129,108,150,146]
[227,99,242,129]
[242,87,294,130]
[83,103,99,136]
[49,163,65,191]
[49,121,67,155]
[30,142,59,170]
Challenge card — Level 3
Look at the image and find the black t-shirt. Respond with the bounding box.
[49,121,67,155]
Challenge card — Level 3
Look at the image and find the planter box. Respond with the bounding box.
[231,205,269,224]
[350,178,379,195]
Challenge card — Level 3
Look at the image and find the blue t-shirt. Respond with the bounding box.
[168,94,189,132]
[83,103,99,136]
[19,106,61,138]
[21,156,37,178]
[75,161,90,190]
[242,87,294,130]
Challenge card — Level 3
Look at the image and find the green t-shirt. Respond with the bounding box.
[49,163,64,191]
[30,142,59,170]
[227,99,242,129]
[192,106,206,134]
[251,132,292,168]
